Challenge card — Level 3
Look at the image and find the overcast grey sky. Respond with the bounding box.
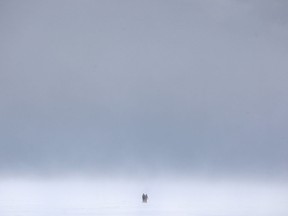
[0,0,288,177]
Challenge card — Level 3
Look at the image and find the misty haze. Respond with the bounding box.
[0,0,288,215]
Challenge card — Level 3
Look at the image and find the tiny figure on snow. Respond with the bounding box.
[142,193,148,203]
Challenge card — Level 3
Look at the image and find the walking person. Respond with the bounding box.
[142,193,148,203]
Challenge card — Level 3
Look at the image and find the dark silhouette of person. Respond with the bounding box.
[142,193,145,202]
[142,193,148,203]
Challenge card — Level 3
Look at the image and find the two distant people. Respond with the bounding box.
[142,193,148,203]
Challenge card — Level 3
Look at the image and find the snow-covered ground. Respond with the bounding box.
[0,177,287,216]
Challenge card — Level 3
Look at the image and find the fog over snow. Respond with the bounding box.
[1,0,288,178]
[1,0,288,215]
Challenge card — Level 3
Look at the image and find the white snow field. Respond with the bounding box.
[0,177,287,216]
